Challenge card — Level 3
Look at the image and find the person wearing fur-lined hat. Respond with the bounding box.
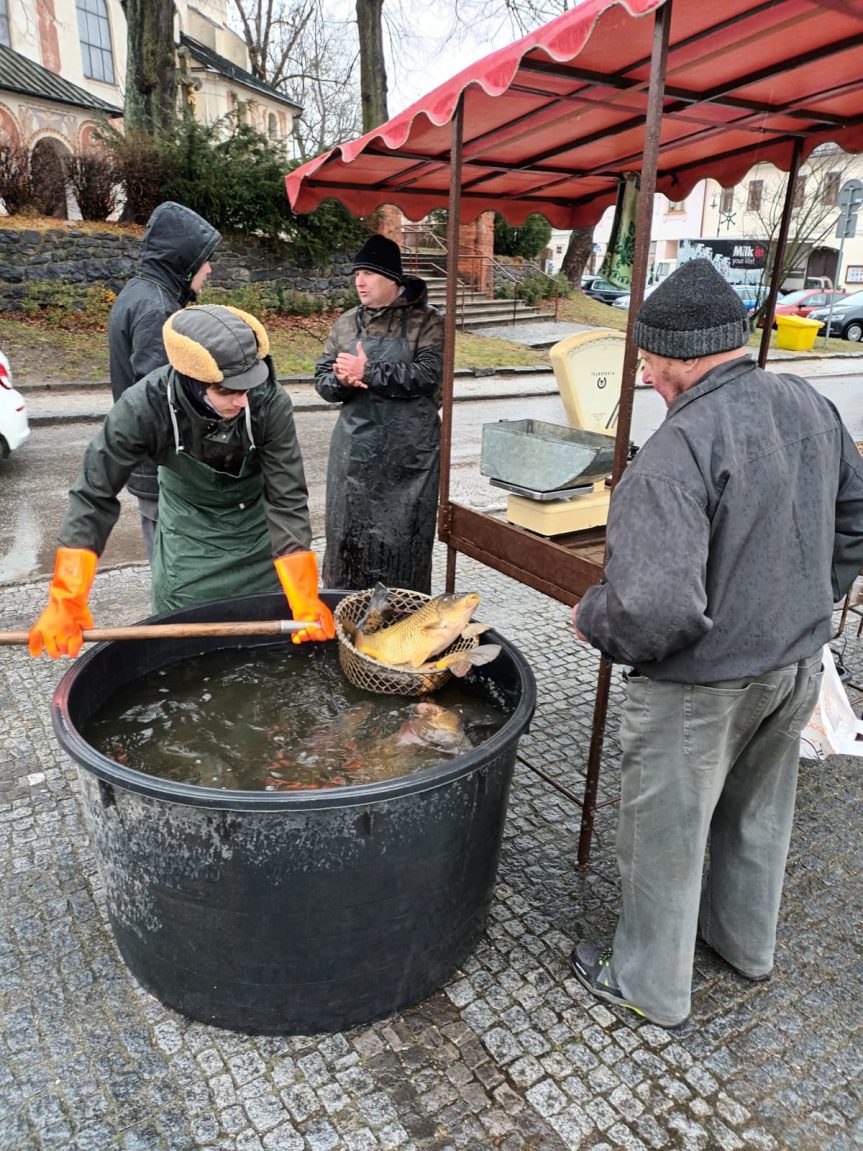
[29,305,334,658]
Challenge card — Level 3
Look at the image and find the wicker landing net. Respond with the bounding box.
[334,587,479,697]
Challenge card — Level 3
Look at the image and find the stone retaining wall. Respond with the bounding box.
[0,224,355,312]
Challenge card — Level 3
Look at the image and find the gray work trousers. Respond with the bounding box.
[609,651,823,1026]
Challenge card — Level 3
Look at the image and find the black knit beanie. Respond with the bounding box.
[352,234,403,283]
[633,259,749,358]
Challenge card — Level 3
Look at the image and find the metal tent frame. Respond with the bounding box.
[287,0,863,863]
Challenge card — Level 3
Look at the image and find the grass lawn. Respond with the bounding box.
[0,312,550,385]
[1,292,856,386]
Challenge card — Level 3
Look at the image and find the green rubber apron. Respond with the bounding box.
[151,382,279,613]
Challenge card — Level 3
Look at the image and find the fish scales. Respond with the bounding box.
[355,592,483,669]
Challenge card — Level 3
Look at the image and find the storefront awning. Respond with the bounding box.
[286,0,863,228]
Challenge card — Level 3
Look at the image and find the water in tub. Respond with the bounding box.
[84,644,509,790]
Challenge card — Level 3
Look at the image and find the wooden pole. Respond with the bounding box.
[0,620,316,646]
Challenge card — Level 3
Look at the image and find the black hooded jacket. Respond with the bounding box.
[107,202,221,499]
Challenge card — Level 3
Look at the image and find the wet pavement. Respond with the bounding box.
[2,546,861,1151]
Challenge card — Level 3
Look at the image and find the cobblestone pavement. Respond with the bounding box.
[1,551,861,1151]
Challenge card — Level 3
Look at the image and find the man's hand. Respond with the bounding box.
[571,603,588,642]
[334,340,369,388]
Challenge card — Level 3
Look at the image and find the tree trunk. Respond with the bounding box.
[356,0,388,133]
[561,225,596,285]
[122,0,178,136]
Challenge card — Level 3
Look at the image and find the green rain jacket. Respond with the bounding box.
[59,360,312,563]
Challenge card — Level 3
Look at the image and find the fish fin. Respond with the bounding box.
[420,644,502,676]
[461,622,490,639]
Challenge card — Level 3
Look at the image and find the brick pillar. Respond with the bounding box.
[458,220,479,288]
[474,211,495,294]
[376,205,404,245]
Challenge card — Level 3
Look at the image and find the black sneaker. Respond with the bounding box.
[570,943,688,1027]
[570,942,646,1019]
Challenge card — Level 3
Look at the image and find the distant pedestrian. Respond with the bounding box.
[108,201,221,561]
[314,234,444,594]
[571,259,863,1027]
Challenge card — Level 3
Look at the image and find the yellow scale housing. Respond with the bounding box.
[503,329,625,536]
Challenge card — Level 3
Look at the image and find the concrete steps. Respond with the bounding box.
[406,257,554,327]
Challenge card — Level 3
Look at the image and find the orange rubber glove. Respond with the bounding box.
[28,547,98,659]
[274,551,335,645]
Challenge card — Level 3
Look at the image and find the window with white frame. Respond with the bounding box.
[76,0,114,84]
[268,113,278,140]
[747,180,763,212]
[0,0,9,47]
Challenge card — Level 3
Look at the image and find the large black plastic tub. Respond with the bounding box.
[52,591,536,1035]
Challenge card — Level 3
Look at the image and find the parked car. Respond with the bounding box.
[0,350,29,458]
[580,275,631,305]
[807,290,863,341]
[729,284,768,314]
[610,283,660,310]
[774,288,847,319]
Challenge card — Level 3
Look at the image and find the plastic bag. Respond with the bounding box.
[800,644,863,760]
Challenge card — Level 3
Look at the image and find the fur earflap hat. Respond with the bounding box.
[633,259,749,359]
[351,234,403,283]
[163,305,270,390]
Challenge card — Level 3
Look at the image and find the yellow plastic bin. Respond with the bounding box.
[774,313,822,352]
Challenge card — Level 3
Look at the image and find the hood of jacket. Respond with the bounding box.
[136,201,221,305]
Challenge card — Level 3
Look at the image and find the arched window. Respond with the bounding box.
[268,113,278,141]
[76,0,114,84]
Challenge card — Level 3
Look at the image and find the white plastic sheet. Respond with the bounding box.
[800,644,863,760]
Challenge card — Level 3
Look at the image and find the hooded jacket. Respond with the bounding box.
[107,202,221,499]
[577,355,863,682]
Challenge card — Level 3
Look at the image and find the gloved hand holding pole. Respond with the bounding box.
[28,548,99,659]
[274,551,336,645]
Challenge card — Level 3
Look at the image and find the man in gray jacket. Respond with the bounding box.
[108,201,221,560]
[571,260,863,1027]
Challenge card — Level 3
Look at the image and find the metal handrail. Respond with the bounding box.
[400,226,561,328]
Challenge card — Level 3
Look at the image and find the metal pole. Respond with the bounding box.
[579,0,672,869]
[821,230,847,348]
[440,94,464,592]
[610,1,671,490]
[758,137,803,369]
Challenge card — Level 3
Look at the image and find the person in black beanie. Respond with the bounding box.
[314,234,444,593]
[569,259,863,1027]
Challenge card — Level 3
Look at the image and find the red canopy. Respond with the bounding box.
[286,0,863,228]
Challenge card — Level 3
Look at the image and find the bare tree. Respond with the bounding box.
[121,0,178,135]
[356,0,388,131]
[230,0,316,86]
[741,145,852,320]
[287,9,363,158]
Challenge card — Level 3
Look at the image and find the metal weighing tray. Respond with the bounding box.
[488,478,597,502]
[481,419,616,493]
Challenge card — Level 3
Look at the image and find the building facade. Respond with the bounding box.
[0,0,300,216]
[579,145,863,292]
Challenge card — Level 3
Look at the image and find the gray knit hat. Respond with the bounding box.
[633,259,749,358]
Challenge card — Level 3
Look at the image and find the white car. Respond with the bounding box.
[0,350,30,458]
[611,283,660,310]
